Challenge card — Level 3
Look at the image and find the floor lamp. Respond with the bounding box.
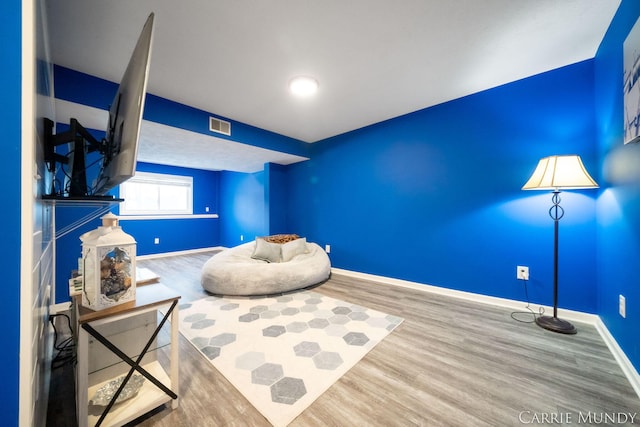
[522,155,599,334]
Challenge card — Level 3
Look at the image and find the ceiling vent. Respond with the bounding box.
[209,116,231,136]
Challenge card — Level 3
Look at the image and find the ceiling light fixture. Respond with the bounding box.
[289,76,319,97]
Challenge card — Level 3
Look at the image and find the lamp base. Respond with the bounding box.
[535,315,577,334]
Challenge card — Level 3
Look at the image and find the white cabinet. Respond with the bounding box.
[75,284,180,427]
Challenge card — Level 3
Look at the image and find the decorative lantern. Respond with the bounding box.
[80,213,136,310]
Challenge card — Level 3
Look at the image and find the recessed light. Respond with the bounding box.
[289,76,319,97]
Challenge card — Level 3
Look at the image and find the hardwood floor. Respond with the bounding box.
[50,251,640,426]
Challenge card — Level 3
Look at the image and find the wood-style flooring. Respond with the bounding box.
[49,251,640,426]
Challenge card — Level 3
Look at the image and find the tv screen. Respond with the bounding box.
[94,12,155,195]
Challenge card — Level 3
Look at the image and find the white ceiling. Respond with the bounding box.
[46,0,620,171]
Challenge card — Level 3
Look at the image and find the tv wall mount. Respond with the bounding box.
[43,117,121,202]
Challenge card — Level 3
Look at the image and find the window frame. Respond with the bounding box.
[119,171,194,216]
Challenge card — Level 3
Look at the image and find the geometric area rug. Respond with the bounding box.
[178,289,403,426]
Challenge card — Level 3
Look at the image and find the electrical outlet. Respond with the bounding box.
[325,244,331,253]
[619,295,626,318]
[516,265,529,280]
[154,237,160,244]
[240,235,244,241]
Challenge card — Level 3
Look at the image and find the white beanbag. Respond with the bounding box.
[201,240,331,296]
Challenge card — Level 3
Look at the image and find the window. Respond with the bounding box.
[119,172,193,216]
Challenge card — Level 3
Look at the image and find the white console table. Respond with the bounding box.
[75,283,181,427]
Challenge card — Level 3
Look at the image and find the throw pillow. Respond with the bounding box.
[251,238,281,263]
[281,237,308,262]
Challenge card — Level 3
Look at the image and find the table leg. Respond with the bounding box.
[170,304,179,409]
[76,326,89,427]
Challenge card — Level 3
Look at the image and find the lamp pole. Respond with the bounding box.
[551,190,562,320]
[535,190,577,334]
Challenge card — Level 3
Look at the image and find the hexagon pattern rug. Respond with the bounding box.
[178,289,403,426]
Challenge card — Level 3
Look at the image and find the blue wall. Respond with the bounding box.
[287,60,599,313]
[217,163,292,247]
[219,170,267,247]
[265,163,289,234]
[1,0,22,424]
[594,0,640,371]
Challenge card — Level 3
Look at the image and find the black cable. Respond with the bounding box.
[59,148,106,196]
[510,279,538,323]
[49,313,76,369]
[89,171,109,196]
[83,155,108,196]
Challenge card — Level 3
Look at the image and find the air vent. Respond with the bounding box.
[209,116,231,136]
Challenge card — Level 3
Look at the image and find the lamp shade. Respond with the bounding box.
[522,155,599,190]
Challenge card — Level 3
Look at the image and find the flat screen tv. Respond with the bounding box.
[44,12,155,200]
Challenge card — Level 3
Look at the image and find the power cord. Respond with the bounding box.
[510,278,544,323]
[49,313,76,369]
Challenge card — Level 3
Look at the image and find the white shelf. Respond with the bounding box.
[87,361,172,427]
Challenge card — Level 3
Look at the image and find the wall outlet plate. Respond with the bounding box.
[619,295,626,318]
[517,265,529,280]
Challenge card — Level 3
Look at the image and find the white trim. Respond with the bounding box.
[118,213,219,220]
[20,0,35,424]
[136,246,224,260]
[331,267,640,399]
[332,268,597,324]
[594,318,640,399]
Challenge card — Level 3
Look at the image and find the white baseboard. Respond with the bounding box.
[136,246,224,261]
[332,268,597,323]
[594,318,640,399]
[331,267,640,399]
